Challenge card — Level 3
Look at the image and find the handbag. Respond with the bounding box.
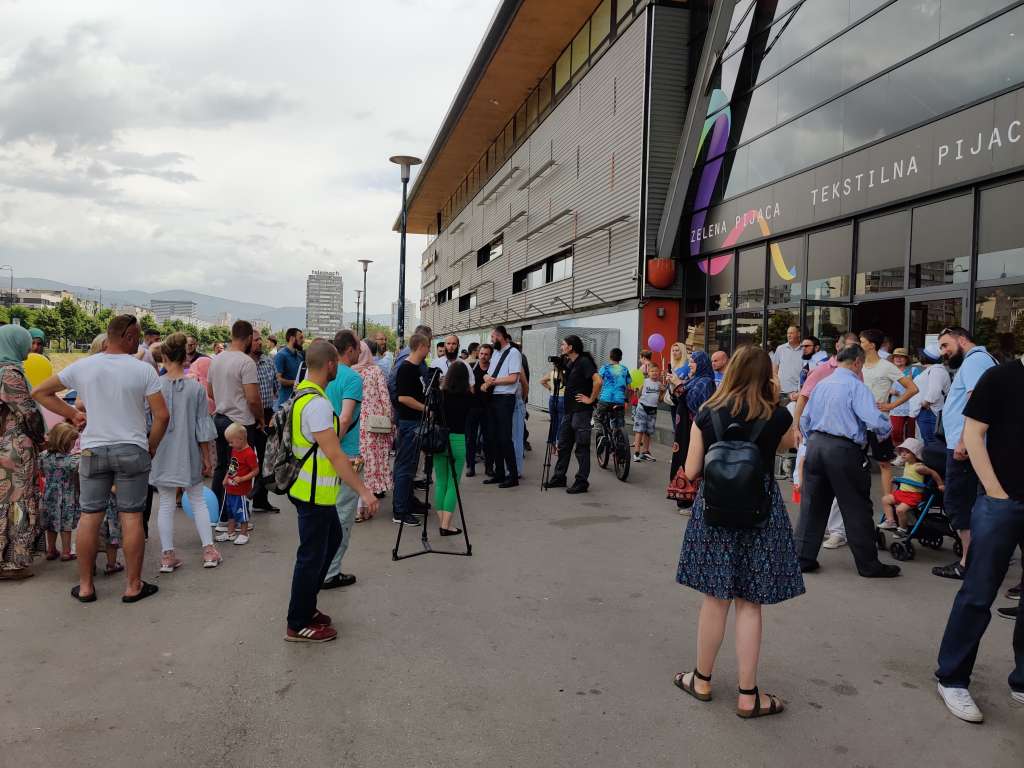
[666,468,699,503]
[422,423,450,455]
[364,413,392,433]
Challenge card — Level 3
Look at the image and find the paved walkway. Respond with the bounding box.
[2,434,1021,767]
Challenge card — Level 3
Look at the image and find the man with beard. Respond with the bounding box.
[931,327,997,581]
[275,328,305,408]
[430,334,470,377]
[482,325,522,488]
[185,335,208,367]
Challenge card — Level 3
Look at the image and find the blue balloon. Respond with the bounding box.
[181,487,220,524]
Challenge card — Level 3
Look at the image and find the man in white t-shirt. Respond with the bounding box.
[209,320,265,516]
[773,325,804,403]
[908,344,950,445]
[34,314,169,604]
[482,325,523,487]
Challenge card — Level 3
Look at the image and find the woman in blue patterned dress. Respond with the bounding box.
[674,345,804,719]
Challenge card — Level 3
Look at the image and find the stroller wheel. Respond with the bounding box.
[890,541,915,561]
[921,535,943,550]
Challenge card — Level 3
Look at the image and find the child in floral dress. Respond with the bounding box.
[40,423,81,562]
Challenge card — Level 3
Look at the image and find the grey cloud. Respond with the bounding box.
[113,167,198,184]
[0,167,118,202]
[171,76,294,127]
[102,151,191,169]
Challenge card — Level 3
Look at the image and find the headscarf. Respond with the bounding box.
[685,350,715,416]
[353,340,373,370]
[28,327,46,343]
[0,325,32,369]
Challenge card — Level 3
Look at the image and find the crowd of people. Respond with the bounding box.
[0,311,1020,722]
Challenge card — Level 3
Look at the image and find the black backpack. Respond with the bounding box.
[702,410,770,529]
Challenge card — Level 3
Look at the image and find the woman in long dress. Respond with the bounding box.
[0,325,46,580]
[354,341,393,519]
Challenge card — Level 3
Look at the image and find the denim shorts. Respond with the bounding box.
[944,449,980,531]
[79,443,152,514]
[633,406,657,435]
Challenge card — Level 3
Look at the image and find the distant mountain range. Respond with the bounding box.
[15,277,393,330]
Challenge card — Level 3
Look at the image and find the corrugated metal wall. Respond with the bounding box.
[420,11,649,335]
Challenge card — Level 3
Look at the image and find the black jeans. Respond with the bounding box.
[936,494,1024,692]
[248,409,272,508]
[287,498,343,631]
[489,394,518,481]
[550,409,593,487]
[212,415,261,520]
[466,407,485,470]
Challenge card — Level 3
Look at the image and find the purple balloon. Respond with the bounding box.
[647,333,666,353]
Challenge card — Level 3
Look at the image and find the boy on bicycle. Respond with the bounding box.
[597,348,632,432]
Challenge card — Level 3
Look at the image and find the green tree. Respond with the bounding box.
[33,307,63,348]
[365,322,396,352]
[10,305,33,328]
[139,313,159,334]
[56,298,87,350]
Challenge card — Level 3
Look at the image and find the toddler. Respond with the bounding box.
[215,422,257,546]
[97,490,122,575]
[40,423,81,562]
[881,437,944,535]
[633,363,664,462]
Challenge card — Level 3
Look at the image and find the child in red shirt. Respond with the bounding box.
[215,422,258,546]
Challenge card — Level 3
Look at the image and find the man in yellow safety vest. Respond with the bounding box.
[285,339,379,643]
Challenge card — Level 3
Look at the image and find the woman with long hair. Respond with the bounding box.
[673,345,804,719]
[669,351,716,499]
[0,325,46,580]
[434,360,471,535]
[353,340,393,519]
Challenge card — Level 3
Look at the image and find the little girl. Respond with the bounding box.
[881,437,944,535]
[149,333,221,570]
[40,423,81,562]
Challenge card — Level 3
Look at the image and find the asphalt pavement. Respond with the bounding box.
[1,420,1021,768]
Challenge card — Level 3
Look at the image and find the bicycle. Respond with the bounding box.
[594,403,630,482]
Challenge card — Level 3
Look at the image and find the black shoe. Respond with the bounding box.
[374,491,386,499]
[253,503,280,513]
[1005,585,1021,601]
[392,514,421,526]
[932,561,965,580]
[484,469,495,478]
[858,563,901,578]
[800,560,820,574]
[482,477,504,485]
[465,470,476,478]
[544,476,567,489]
[566,483,588,494]
[498,479,519,488]
[997,605,1019,621]
[439,527,462,537]
[413,478,429,490]
[322,573,357,589]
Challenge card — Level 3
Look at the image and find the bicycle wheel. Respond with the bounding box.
[597,431,611,469]
[613,431,630,481]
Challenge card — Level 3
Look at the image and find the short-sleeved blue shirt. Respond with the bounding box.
[943,345,996,449]
[598,363,631,405]
[325,364,363,457]
[275,346,304,407]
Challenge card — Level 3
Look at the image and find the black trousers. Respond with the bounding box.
[466,406,486,470]
[489,394,518,481]
[796,432,882,573]
[248,409,272,508]
[550,408,593,487]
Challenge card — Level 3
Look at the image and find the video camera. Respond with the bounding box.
[548,354,566,370]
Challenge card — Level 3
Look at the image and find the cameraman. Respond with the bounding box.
[544,335,601,494]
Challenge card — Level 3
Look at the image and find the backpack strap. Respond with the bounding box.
[709,409,727,442]
[747,417,768,444]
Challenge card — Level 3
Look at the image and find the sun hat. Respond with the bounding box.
[919,344,942,364]
[891,347,909,358]
[897,437,924,459]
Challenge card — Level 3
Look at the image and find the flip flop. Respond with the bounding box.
[71,585,97,603]
[61,553,78,562]
[122,581,159,603]
[45,551,60,561]
[104,562,124,575]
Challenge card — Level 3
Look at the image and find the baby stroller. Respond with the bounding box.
[875,442,962,562]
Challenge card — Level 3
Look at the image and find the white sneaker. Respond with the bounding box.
[233,534,249,546]
[823,534,847,549]
[214,532,236,543]
[937,683,983,723]
[878,520,898,531]
[641,452,656,462]
[632,453,643,462]
[214,523,229,533]
[1012,690,1024,706]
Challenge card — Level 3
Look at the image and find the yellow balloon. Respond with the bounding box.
[24,353,53,388]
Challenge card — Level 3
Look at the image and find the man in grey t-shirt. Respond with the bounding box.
[209,321,264,511]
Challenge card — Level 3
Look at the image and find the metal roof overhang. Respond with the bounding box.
[393,0,601,234]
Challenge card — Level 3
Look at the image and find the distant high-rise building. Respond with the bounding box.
[306,270,344,339]
[151,299,198,324]
[215,311,233,327]
[390,299,417,331]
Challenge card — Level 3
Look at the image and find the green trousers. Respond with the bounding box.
[433,433,466,513]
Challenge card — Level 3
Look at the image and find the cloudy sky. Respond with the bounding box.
[0,0,497,312]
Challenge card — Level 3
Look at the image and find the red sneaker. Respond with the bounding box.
[285,624,337,643]
[310,609,332,627]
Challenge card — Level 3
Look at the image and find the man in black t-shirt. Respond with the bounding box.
[392,334,429,526]
[466,343,493,477]
[935,359,1024,722]
[544,335,601,494]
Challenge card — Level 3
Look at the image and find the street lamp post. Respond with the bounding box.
[389,155,421,348]
[354,289,362,335]
[357,259,373,338]
[0,265,13,308]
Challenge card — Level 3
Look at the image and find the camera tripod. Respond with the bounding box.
[392,368,472,560]
[540,370,563,491]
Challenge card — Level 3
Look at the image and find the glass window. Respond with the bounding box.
[911,194,971,287]
[684,316,707,352]
[515,103,528,142]
[572,22,590,75]
[707,315,734,354]
[527,89,539,128]
[458,293,477,312]
[550,252,573,283]
[736,245,765,308]
[503,122,514,156]
[591,0,611,52]
[617,0,635,23]
[685,259,707,314]
[708,253,735,311]
[555,47,571,93]
[759,0,850,80]
[975,285,1024,357]
[979,180,1024,282]
[840,0,940,90]
[768,308,800,351]
[777,53,841,123]
[768,237,804,304]
[909,296,963,357]
[736,313,764,349]
[538,69,553,112]
[488,142,497,170]
[804,304,850,353]
[856,210,908,295]
[940,0,1016,39]
[807,225,852,299]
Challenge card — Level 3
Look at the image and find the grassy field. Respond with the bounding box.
[46,351,86,375]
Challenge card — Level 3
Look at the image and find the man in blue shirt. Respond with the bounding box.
[932,327,997,581]
[323,329,362,589]
[797,344,900,578]
[275,328,305,408]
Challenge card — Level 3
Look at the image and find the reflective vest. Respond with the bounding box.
[288,380,340,506]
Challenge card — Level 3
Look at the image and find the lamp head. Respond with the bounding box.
[389,155,422,182]
[358,258,373,273]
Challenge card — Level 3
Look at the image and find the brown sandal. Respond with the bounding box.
[673,668,712,702]
[736,686,785,719]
